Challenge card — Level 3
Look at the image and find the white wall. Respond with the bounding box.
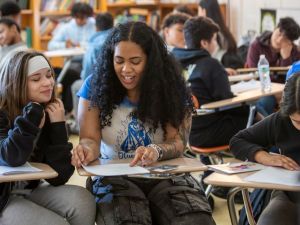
[228,0,300,43]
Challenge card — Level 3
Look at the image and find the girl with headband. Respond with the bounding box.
[0,51,96,225]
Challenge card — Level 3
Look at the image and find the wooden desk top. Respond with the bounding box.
[77,157,207,177]
[0,163,58,183]
[204,171,300,192]
[43,48,85,58]
[201,83,284,110]
[237,67,289,74]
[228,73,258,83]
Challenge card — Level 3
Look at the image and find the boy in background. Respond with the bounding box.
[0,1,21,25]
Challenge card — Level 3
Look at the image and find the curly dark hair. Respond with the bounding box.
[71,2,93,18]
[90,21,193,133]
[280,72,300,117]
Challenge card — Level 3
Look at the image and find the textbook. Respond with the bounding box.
[0,162,42,175]
[208,162,265,174]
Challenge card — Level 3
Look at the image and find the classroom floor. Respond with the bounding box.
[68,135,242,225]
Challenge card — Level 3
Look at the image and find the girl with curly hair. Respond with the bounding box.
[72,21,216,225]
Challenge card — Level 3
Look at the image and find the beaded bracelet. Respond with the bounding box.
[147,144,163,161]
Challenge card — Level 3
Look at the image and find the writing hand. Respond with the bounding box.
[130,146,159,167]
[71,143,99,167]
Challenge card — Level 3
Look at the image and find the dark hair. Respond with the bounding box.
[90,21,192,133]
[0,17,20,33]
[71,2,93,18]
[174,4,195,16]
[184,16,219,49]
[280,72,300,117]
[161,12,191,29]
[199,0,237,53]
[0,1,20,17]
[277,17,300,41]
[95,12,113,31]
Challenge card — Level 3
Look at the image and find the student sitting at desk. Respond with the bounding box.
[0,18,27,64]
[0,51,96,225]
[230,72,300,225]
[72,21,215,225]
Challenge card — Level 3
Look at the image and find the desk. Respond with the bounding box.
[236,67,289,74]
[204,171,300,225]
[77,157,207,177]
[43,48,86,83]
[0,163,58,183]
[228,73,257,83]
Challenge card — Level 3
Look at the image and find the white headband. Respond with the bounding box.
[27,55,51,76]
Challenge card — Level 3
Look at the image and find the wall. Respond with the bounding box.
[228,0,300,44]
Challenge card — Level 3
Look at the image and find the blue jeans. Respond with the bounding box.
[256,95,277,117]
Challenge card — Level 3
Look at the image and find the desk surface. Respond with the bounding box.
[228,73,258,83]
[0,163,58,183]
[237,67,289,74]
[43,48,85,58]
[201,83,284,110]
[204,171,300,192]
[77,157,207,177]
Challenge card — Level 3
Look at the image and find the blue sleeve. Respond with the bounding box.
[77,75,92,100]
[47,24,68,50]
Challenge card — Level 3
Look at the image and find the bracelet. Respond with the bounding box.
[147,144,163,161]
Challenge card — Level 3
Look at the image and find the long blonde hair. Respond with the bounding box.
[0,51,56,121]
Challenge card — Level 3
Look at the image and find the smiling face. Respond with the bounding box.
[290,112,300,131]
[27,67,55,104]
[0,23,17,46]
[113,41,147,102]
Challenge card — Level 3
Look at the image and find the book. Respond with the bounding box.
[0,162,42,175]
[208,162,265,174]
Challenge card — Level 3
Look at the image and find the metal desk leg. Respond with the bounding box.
[246,104,256,128]
[56,58,72,83]
[227,187,243,225]
[241,189,257,225]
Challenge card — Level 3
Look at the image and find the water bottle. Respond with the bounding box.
[257,54,271,92]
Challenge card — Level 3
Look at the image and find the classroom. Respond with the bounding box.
[0,0,300,225]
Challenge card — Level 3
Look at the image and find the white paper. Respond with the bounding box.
[0,162,42,175]
[228,73,256,83]
[208,162,265,174]
[244,167,300,187]
[82,163,150,176]
[231,80,261,94]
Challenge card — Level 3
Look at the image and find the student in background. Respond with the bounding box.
[48,2,96,113]
[198,0,243,73]
[72,21,215,225]
[230,72,300,225]
[69,12,114,134]
[162,12,191,51]
[0,18,27,63]
[246,17,300,68]
[0,1,21,25]
[48,2,95,50]
[0,51,96,225]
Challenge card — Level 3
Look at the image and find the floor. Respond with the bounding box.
[68,135,242,225]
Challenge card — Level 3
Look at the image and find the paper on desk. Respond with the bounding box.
[244,166,300,187]
[0,162,42,175]
[231,80,261,94]
[82,163,150,176]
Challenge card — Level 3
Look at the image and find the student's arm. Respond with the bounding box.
[71,98,101,168]
[230,113,299,170]
[278,44,300,66]
[246,41,261,68]
[130,114,192,166]
[47,24,68,50]
[0,103,43,167]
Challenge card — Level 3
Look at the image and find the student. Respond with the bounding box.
[0,1,21,24]
[0,18,27,64]
[0,51,96,225]
[48,2,96,113]
[48,2,95,50]
[173,4,195,16]
[246,17,300,68]
[69,12,114,134]
[173,16,248,148]
[198,0,243,73]
[161,12,191,50]
[72,21,215,225]
[230,72,300,225]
